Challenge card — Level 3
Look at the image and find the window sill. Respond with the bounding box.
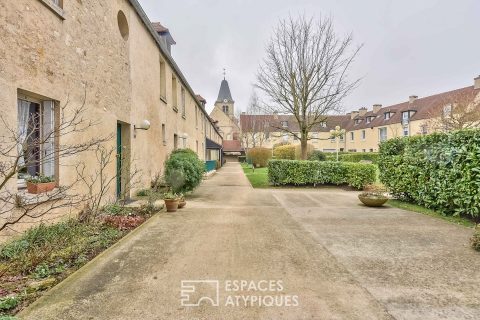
[173,106,178,113]
[37,0,65,20]
[182,115,186,120]
[17,188,64,206]
[160,96,167,104]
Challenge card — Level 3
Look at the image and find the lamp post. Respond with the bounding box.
[329,125,345,161]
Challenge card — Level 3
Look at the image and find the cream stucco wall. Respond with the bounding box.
[0,0,222,210]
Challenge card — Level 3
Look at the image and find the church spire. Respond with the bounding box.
[216,77,234,103]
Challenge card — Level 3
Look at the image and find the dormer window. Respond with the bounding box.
[384,112,391,120]
[281,121,288,128]
[354,119,362,125]
[402,110,415,125]
[320,121,327,128]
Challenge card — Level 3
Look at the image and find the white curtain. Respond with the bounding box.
[17,100,30,167]
[42,101,55,177]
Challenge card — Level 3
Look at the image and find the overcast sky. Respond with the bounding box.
[138,0,480,114]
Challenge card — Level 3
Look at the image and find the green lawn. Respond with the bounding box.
[387,199,476,228]
[241,163,270,188]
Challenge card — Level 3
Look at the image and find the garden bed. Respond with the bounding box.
[0,203,160,317]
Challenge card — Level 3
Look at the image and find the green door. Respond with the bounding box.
[116,123,122,199]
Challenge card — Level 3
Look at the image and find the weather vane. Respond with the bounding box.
[223,68,226,80]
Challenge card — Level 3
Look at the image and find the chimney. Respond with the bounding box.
[359,107,368,116]
[273,110,279,120]
[475,75,480,89]
[350,111,359,119]
[373,104,382,113]
[409,95,418,104]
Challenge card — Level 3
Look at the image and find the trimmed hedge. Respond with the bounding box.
[308,150,326,161]
[246,147,272,167]
[378,130,480,219]
[325,152,379,163]
[273,144,295,160]
[268,160,376,189]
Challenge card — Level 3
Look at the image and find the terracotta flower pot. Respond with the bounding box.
[358,193,388,207]
[178,198,186,209]
[164,199,180,212]
[26,181,56,194]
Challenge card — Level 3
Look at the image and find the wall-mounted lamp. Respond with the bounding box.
[134,120,151,138]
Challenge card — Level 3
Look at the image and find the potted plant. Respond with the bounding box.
[358,185,388,207]
[26,175,56,194]
[178,193,186,209]
[163,191,179,212]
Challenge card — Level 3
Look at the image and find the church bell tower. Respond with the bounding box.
[214,71,235,118]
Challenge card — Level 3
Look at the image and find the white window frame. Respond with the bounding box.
[379,127,387,141]
[17,95,56,189]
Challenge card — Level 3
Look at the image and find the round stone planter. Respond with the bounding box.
[358,193,388,207]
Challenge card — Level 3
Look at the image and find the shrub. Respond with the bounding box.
[325,152,379,163]
[268,160,375,189]
[378,130,480,219]
[246,147,272,167]
[238,156,246,163]
[273,144,295,160]
[0,220,122,275]
[102,216,145,231]
[0,296,19,312]
[164,148,205,193]
[273,141,290,149]
[294,143,315,160]
[308,150,326,161]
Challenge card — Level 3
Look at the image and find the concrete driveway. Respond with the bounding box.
[20,163,480,320]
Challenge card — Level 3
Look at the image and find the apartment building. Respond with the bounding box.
[240,76,480,152]
[0,0,223,203]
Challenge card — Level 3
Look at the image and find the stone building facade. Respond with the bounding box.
[0,0,223,229]
[240,76,480,153]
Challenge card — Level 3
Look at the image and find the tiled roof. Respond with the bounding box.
[240,85,479,133]
[346,85,479,130]
[223,140,243,152]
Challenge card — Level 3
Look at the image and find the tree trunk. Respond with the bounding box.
[300,134,308,160]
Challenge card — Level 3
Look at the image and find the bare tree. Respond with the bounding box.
[0,92,111,231]
[256,15,361,159]
[423,91,480,133]
[76,145,141,223]
[240,91,271,148]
